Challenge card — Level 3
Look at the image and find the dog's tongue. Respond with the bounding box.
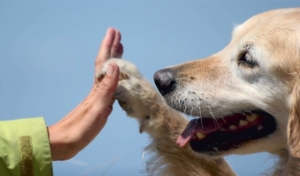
[176,118,226,147]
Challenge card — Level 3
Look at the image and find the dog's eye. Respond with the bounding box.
[238,52,257,68]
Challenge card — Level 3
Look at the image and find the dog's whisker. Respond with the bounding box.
[198,100,202,118]
[207,105,219,127]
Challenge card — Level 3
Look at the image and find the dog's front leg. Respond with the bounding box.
[98,59,236,176]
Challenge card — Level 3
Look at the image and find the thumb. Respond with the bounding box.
[97,63,119,99]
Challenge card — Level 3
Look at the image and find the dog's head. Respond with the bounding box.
[154,8,300,157]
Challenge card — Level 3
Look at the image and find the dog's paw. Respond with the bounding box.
[97,58,142,82]
[98,59,161,123]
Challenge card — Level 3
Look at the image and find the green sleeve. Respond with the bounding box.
[0,117,53,176]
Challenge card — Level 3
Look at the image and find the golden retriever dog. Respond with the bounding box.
[99,8,300,176]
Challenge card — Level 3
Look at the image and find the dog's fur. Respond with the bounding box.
[99,8,300,176]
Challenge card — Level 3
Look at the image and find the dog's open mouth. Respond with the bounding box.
[177,110,277,154]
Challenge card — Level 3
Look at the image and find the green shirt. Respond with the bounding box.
[0,117,53,176]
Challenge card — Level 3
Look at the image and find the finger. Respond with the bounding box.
[96,63,120,103]
[95,28,116,74]
[110,29,122,58]
[115,43,124,58]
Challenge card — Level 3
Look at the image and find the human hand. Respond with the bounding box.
[48,28,123,160]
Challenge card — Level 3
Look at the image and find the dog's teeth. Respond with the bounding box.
[196,132,206,139]
[257,125,263,130]
[246,114,258,122]
[220,128,226,131]
[213,147,219,152]
[239,120,248,126]
[229,125,237,130]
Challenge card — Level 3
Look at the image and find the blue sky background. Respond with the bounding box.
[0,1,299,176]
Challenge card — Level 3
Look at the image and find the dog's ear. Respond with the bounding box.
[288,78,300,157]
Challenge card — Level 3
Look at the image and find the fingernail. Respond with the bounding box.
[107,63,115,76]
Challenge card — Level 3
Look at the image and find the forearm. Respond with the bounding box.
[48,88,114,161]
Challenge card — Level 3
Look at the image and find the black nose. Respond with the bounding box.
[153,69,176,95]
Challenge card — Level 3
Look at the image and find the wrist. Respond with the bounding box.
[49,88,111,161]
[48,98,90,160]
